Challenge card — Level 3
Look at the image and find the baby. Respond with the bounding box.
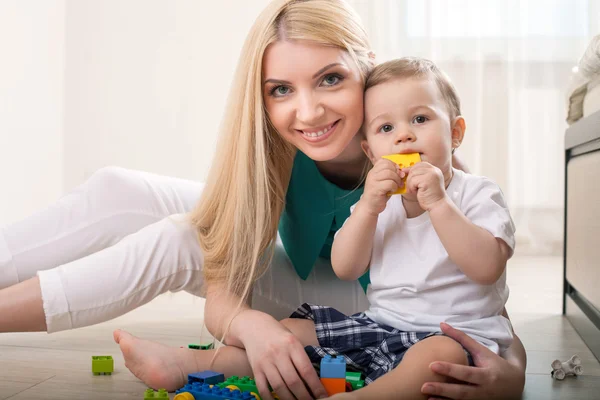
[285,57,516,399]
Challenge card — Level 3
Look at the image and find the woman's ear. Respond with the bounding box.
[451,116,466,150]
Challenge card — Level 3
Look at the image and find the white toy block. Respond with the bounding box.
[551,355,583,380]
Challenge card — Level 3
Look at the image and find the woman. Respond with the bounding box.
[0,1,525,399]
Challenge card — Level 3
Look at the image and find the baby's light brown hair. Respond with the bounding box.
[365,57,461,121]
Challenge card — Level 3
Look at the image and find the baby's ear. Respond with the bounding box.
[360,139,375,163]
[451,116,466,150]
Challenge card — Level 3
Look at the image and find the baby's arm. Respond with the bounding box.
[429,197,510,285]
[331,201,378,280]
[332,159,403,281]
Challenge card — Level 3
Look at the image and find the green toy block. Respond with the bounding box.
[188,342,214,350]
[345,371,365,390]
[144,388,168,399]
[91,355,114,375]
[218,375,261,396]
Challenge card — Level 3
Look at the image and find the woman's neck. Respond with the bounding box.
[314,135,368,189]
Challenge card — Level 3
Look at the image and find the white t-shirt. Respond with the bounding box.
[349,169,515,354]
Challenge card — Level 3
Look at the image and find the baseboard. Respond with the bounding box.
[565,290,600,362]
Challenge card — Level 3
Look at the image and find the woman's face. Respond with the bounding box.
[262,40,365,162]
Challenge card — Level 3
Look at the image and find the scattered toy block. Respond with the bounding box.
[144,388,168,399]
[321,377,346,396]
[91,355,114,375]
[320,354,346,379]
[188,370,225,385]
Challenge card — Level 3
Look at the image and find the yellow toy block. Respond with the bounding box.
[381,153,421,195]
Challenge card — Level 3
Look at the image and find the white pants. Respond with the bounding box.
[0,167,368,333]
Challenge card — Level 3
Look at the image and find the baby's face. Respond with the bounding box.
[362,77,457,174]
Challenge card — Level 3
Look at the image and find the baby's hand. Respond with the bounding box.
[404,162,447,211]
[361,159,404,216]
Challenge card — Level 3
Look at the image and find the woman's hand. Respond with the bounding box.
[421,322,525,400]
[236,310,327,400]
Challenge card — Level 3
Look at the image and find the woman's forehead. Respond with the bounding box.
[262,40,356,79]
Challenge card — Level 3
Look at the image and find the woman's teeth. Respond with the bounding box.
[303,126,330,137]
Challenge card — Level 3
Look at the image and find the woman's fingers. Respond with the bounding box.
[276,355,313,400]
[440,322,493,361]
[291,348,328,399]
[429,361,485,385]
[254,371,276,400]
[421,381,477,399]
[261,365,294,400]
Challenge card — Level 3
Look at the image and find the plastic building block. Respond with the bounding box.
[188,370,225,385]
[144,388,168,399]
[551,355,584,380]
[91,355,114,375]
[345,371,361,383]
[173,393,195,400]
[345,371,365,390]
[176,383,255,400]
[218,376,260,396]
[188,342,214,350]
[321,377,346,396]
[320,354,346,379]
[381,153,421,194]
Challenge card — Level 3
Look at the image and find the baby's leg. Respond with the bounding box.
[280,317,319,347]
[335,335,468,400]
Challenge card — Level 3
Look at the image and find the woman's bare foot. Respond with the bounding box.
[114,329,206,391]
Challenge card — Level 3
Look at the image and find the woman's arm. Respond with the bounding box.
[204,281,327,400]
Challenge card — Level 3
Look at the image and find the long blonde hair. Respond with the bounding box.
[190,0,373,322]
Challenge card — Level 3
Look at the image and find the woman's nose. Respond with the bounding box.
[296,92,325,124]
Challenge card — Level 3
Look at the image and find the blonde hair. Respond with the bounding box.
[365,57,461,120]
[190,0,373,334]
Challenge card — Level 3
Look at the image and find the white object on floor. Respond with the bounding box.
[551,355,584,380]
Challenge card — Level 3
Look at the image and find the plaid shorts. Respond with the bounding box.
[290,303,474,385]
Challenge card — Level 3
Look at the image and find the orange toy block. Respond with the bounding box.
[381,153,421,194]
[321,377,346,395]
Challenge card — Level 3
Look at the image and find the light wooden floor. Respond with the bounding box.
[1,255,599,399]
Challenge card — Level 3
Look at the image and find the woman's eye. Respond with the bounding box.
[413,115,428,124]
[270,86,290,97]
[322,74,342,86]
[379,124,394,133]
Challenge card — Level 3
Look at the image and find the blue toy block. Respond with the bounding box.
[320,354,346,379]
[188,370,225,385]
[176,383,254,400]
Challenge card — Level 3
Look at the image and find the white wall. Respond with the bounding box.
[1,1,271,224]
[0,1,65,225]
[64,0,271,189]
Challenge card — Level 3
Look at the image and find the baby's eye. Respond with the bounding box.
[378,124,394,133]
[412,115,428,124]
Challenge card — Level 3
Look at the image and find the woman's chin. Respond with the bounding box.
[299,146,347,163]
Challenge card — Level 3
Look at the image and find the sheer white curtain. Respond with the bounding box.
[349,0,599,255]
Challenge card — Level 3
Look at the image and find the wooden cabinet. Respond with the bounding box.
[564,110,600,362]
